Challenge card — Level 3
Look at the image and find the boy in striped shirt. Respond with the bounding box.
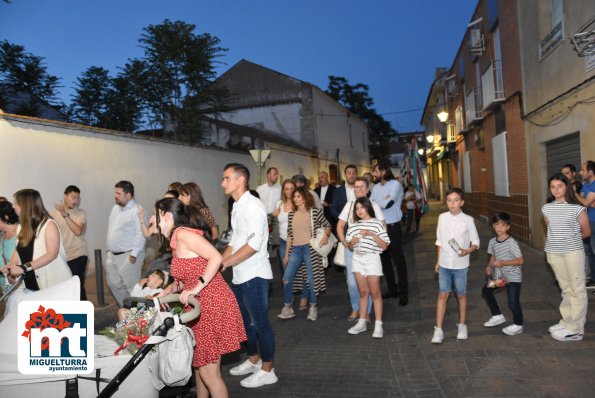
[481,212,524,335]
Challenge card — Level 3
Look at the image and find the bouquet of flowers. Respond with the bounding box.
[101,305,157,355]
[487,266,507,288]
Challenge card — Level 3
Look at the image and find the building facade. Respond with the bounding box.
[213,60,372,184]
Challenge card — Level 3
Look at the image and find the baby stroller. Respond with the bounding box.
[0,277,200,398]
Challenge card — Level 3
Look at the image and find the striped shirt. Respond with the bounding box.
[346,219,390,254]
[541,202,586,253]
[487,236,523,283]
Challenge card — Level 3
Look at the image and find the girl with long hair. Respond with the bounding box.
[278,187,331,321]
[542,173,591,341]
[179,182,219,240]
[271,179,296,277]
[154,198,245,398]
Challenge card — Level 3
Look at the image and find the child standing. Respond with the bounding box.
[542,173,590,342]
[432,188,480,344]
[345,197,390,338]
[481,212,524,335]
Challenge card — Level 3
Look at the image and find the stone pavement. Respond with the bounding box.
[92,200,595,397]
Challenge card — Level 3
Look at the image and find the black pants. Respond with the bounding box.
[381,222,408,297]
[68,255,88,300]
[482,281,523,325]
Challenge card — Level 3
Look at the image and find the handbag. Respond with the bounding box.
[309,210,337,257]
[334,242,346,266]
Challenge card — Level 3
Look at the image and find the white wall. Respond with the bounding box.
[0,116,256,271]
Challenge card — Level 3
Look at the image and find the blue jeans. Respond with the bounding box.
[277,238,287,278]
[231,277,275,362]
[283,244,317,305]
[344,248,372,314]
[482,281,523,325]
[438,267,468,295]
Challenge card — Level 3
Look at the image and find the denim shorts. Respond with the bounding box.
[438,266,468,295]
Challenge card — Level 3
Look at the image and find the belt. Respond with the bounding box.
[386,221,401,227]
[110,250,131,256]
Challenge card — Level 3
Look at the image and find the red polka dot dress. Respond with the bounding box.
[170,227,247,367]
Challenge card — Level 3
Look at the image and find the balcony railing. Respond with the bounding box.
[465,87,483,125]
[481,60,505,110]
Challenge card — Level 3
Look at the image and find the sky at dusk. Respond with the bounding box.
[1,0,478,132]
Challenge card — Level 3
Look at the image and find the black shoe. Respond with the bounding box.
[398,296,408,306]
[382,292,398,299]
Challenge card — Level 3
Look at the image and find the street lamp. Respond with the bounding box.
[417,148,424,156]
[426,133,434,143]
[437,110,449,123]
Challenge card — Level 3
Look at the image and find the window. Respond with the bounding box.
[552,0,563,26]
[463,151,472,193]
[492,131,509,196]
[487,0,499,30]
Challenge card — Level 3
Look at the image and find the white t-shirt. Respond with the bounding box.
[339,200,385,226]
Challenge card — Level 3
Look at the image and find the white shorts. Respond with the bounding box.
[351,252,383,277]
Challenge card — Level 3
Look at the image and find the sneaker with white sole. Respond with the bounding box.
[240,368,278,388]
[307,305,318,321]
[372,321,384,338]
[548,323,564,334]
[229,358,262,376]
[551,327,583,342]
[483,314,506,327]
[456,323,468,340]
[348,319,368,335]
[502,324,523,336]
[277,305,295,320]
[431,326,444,344]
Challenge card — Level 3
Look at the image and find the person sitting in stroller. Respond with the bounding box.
[118,269,171,321]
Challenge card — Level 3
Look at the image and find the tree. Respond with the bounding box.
[0,40,62,116]
[326,76,395,160]
[70,66,111,126]
[138,19,230,141]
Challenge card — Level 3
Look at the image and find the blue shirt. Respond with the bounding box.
[581,180,595,222]
[370,179,403,224]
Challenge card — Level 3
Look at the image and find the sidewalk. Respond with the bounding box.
[92,200,595,397]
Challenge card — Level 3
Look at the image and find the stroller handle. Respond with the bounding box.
[154,294,201,324]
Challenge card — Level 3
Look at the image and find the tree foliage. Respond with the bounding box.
[0,40,62,116]
[70,19,229,139]
[326,76,395,160]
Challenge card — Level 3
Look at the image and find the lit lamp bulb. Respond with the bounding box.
[437,111,449,123]
[426,134,434,143]
[417,148,424,156]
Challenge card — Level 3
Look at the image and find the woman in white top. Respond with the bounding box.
[2,189,72,312]
[271,179,296,279]
[542,173,591,341]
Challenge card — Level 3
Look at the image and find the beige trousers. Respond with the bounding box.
[547,250,588,334]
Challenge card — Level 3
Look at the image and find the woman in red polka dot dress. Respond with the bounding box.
[155,198,246,398]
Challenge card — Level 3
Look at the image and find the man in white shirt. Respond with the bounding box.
[222,163,278,389]
[330,165,357,227]
[256,167,281,214]
[105,180,146,307]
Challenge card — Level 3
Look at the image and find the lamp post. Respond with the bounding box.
[435,110,449,202]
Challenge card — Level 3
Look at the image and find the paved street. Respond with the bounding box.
[93,200,595,397]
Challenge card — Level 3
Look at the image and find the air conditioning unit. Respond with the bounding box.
[469,28,484,56]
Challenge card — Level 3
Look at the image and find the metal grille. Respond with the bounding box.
[546,132,581,179]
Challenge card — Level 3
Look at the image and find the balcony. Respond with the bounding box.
[465,87,483,126]
[481,60,505,110]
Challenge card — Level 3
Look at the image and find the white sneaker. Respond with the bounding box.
[229,358,262,376]
[431,326,444,344]
[456,323,468,340]
[548,323,564,334]
[240,368,278,388]
[277,305,295,320]
[307,305,318,321]
[483,314,506,327]
[372,321,384,338]
[348,319,368,335]
[502,324,523,336]
[551,327,584,342]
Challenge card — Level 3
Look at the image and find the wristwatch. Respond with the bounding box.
[62,212,70,218]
